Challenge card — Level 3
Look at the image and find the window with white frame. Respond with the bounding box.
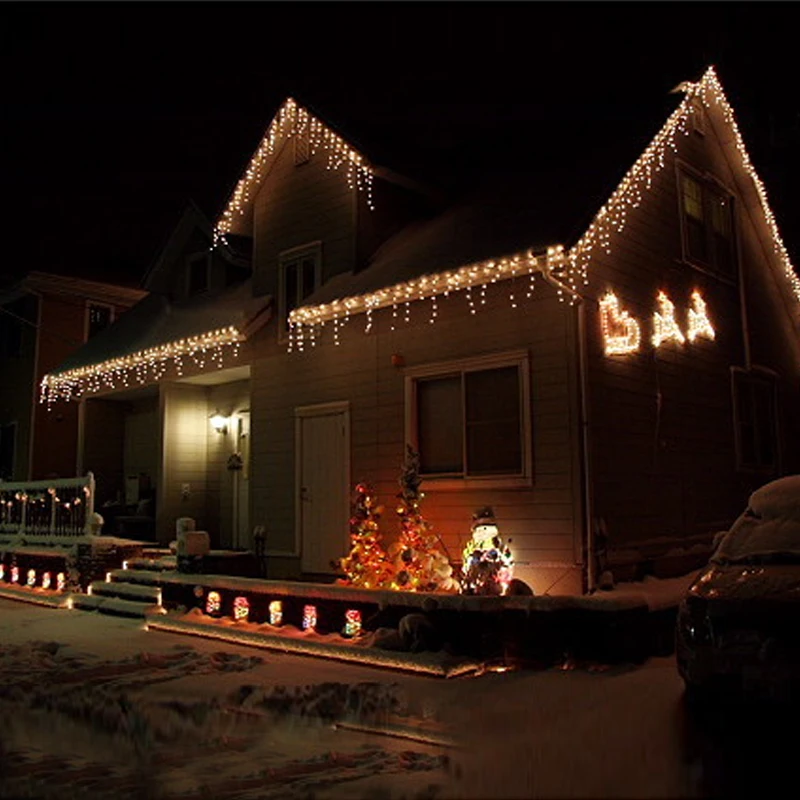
[679,170,737,276]
[732,368,779,472]
[406,351,531,482]
[279,244,321,332]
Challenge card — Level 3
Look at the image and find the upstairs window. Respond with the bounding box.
[86,303,113,340]
[279,244,321,333]
[680,171,737,277]
[406,352,531,485]
[187,254,210,296]
[732,368,779,473]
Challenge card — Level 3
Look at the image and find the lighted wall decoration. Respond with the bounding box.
[652,291,686,348]
[302,604,317,631]
[56,572,66,592]
[41,572,51,590]
[214,97,374,245]
[599,292,641,355]
[233,596,250,621]
[205,591,221,615]
[40,326,243,407]
[344,609,362,637]
[687,290,715,342]
[11,566,19,584]
[269,600,283,626]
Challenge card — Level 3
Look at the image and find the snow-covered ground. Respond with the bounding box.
[0,597,794,798]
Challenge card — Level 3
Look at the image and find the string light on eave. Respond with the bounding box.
[40,326,244,407]
[214,98,375,246]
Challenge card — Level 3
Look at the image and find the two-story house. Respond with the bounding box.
[43,68,800,594]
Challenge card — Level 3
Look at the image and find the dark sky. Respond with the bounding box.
[3,2,798,289]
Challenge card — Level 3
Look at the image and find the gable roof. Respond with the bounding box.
[289,67,800,334]
[214,97,375,243]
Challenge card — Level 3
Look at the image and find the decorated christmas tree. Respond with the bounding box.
[461,507,514,595]
[389,445,460,593]
[337,482,395,589]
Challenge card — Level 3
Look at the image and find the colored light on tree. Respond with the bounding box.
[206,591,221,615]
[303,604,317,631]
[344,609,362,637]
[42,572,51,589]
[56,572,66,591]
[233,596,250,621]
[269,600,283,626]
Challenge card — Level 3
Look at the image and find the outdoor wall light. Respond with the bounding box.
[209,411,228,434]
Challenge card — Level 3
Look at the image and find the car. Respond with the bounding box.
[676,475,800,704]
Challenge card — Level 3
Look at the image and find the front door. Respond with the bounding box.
[296,402,349,574]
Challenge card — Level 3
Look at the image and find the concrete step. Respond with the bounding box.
[107,568,167,586]
[71,593,162,619]
[90,580,161,604]
[125,555,177,572]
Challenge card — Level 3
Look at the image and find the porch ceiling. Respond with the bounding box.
[177,364,250,386]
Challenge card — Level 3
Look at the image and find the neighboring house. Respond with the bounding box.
[45,68,800,594]
[41,202,270,547]
[0,271,145,482]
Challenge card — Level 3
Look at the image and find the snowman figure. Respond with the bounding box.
[461,507,514,595]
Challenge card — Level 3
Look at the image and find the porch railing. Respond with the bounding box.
[0,473,96,538]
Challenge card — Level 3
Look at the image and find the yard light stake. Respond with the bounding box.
[56,572,66,592]
[269,600,283,626]
[303,604,317,631]
[344,609,362,637]
[11,566,19,584]
[41,572,51,590]
[206,591,221,615]
[27,569,36,587]
[233,596,250,621]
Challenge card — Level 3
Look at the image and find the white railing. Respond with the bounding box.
[0,473,96,538]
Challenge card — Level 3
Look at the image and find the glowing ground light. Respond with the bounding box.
[233,596,250,621]
[206,591,221,615]
[42,572,51,589]
[11,566,19,584]
[269,600,283,626]
[303,604,317,631]
[56,572,66,591]
[344,609,362,637]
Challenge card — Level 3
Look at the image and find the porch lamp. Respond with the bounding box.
[209,411,228,434]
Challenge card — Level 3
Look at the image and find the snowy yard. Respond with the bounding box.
[0,597,795,799]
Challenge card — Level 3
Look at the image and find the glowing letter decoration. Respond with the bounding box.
[233,596,250,621]
[600,293,641,355]
[269,600,283,626]
[687,291,715,342]
[303,604,317,631]
[652,292,686,348]
[205,591,221,615]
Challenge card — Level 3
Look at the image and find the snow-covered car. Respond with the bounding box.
[676,475,800,703]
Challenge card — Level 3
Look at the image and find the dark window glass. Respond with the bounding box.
[418,376,463,474]
[682,173,736,274]
[87,304,112,340]
[281,250,319,331]
[465,366,522,475]
[0,423,15,480]
[188,256,209,295]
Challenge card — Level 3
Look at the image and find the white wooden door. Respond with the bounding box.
[296,403,349,574]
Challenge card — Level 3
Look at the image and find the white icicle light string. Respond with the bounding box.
[568,66,800,307]
[214,98,374,245]
[40,326,243,406]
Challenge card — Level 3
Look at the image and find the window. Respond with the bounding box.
[279,244,321,332]
[732,369,779,472]
[0,422,16,481]
[680,171,737,276]
[187,254,210,296]
[86,303,113,340]
[406,351,531,485]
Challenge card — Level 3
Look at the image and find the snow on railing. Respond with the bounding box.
[0,473,96,538]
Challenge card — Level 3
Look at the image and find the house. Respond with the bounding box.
[40,202,269,546]
[43,68,800,595]
[0,271,145,482]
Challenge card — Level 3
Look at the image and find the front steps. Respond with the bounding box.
[77,561,173,619]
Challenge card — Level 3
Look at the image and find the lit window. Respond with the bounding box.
[732,369,779,472]
[279,245,321,333]
[407,353,530,482]
[680,171,736,275]
[87,303,113,340]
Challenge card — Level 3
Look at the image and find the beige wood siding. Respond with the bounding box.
[251,139,356,300]
[251,278,583,594]
[123,395,160,496]
[81,398,126,508]
[583,101,800,564]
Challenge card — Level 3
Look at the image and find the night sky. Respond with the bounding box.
[3,2,798,289]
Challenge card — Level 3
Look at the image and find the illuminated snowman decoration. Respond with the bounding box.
[461,507,514,595]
